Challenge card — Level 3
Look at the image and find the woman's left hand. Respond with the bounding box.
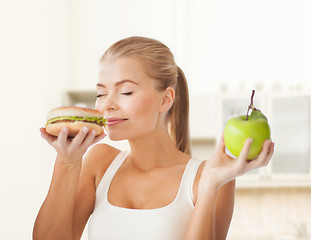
[198,134,274,193]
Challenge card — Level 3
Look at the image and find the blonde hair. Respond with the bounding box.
[101,36,191,154]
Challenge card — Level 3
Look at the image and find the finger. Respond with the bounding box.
[92,132,107,144]
[58,127,69,144]
[80,132,107,153]
[81,131,106,150]
[217,133,226,153]
[71,127,90,146]
[269,141,275,157]
[40,127,57,144]
[257,140,272,161]
[247,140,272,169]
[81,130,99,148]
[40,127,49,140]
[238,138,253,162]
[262,141,275,166]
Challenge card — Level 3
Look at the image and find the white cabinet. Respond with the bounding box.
[269,94,310,175]
[63,89,97,108]
[187,93,219,159]
[189,92,218,140]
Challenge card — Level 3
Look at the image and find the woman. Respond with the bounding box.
[33,36,274,240]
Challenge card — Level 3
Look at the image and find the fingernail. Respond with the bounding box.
[99,133,107,139]
[82,127,89,132]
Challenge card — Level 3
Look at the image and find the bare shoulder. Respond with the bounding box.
[82,143,121,187]
[85,143,120,161]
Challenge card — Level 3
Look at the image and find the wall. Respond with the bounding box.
[0,1,74,239]
[72,0,192,90]
[74,0,311,94]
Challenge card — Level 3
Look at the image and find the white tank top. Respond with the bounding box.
[88,151,205,240]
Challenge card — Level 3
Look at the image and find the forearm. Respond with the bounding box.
[185,185,218,240]
[33,155,82,240]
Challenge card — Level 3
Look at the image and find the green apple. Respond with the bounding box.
[224,90,271,160]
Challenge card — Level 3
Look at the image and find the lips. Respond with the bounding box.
[106,118,128,126]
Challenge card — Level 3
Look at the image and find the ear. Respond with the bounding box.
[159,87,175,113]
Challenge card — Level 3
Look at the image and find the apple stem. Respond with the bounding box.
[245,90,257,120]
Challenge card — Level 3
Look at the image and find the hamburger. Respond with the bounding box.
[45,106,106,137]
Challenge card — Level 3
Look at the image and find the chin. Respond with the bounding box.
[106,126,155,142]
[105,131,127,141]
[107,136,126,141]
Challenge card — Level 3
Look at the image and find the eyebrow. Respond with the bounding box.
[96,79,139,88]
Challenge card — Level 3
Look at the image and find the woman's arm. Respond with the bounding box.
[185,179,218,240]
[214,179,235,240]
[190,164,235,240]
[33,127,105,240]
[33,156,82,240]
[185,136,274,240]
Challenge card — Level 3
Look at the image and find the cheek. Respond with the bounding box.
[128,94,159,123]
[105,94,161,141]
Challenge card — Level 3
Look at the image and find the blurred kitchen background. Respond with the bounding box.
[0,0,310,239]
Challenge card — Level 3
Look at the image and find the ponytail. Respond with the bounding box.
[169,66,191,154]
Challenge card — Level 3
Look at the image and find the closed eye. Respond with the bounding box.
[96,94,107,98]
[121,92,133,96]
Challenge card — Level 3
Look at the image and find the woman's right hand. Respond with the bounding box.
[40,126,106,165]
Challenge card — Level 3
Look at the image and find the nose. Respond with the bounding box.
[95,93,119,113]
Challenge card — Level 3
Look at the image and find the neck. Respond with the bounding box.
[127,125,189,171]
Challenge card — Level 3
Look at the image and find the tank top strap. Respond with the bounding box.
[103,150,129,182]
[94,150,130,205]
[178,157,206,204]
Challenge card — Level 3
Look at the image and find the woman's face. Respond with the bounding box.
[95,57,165,141]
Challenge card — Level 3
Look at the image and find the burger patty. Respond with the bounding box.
[47,116,106,127]
[53,119,106,126]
